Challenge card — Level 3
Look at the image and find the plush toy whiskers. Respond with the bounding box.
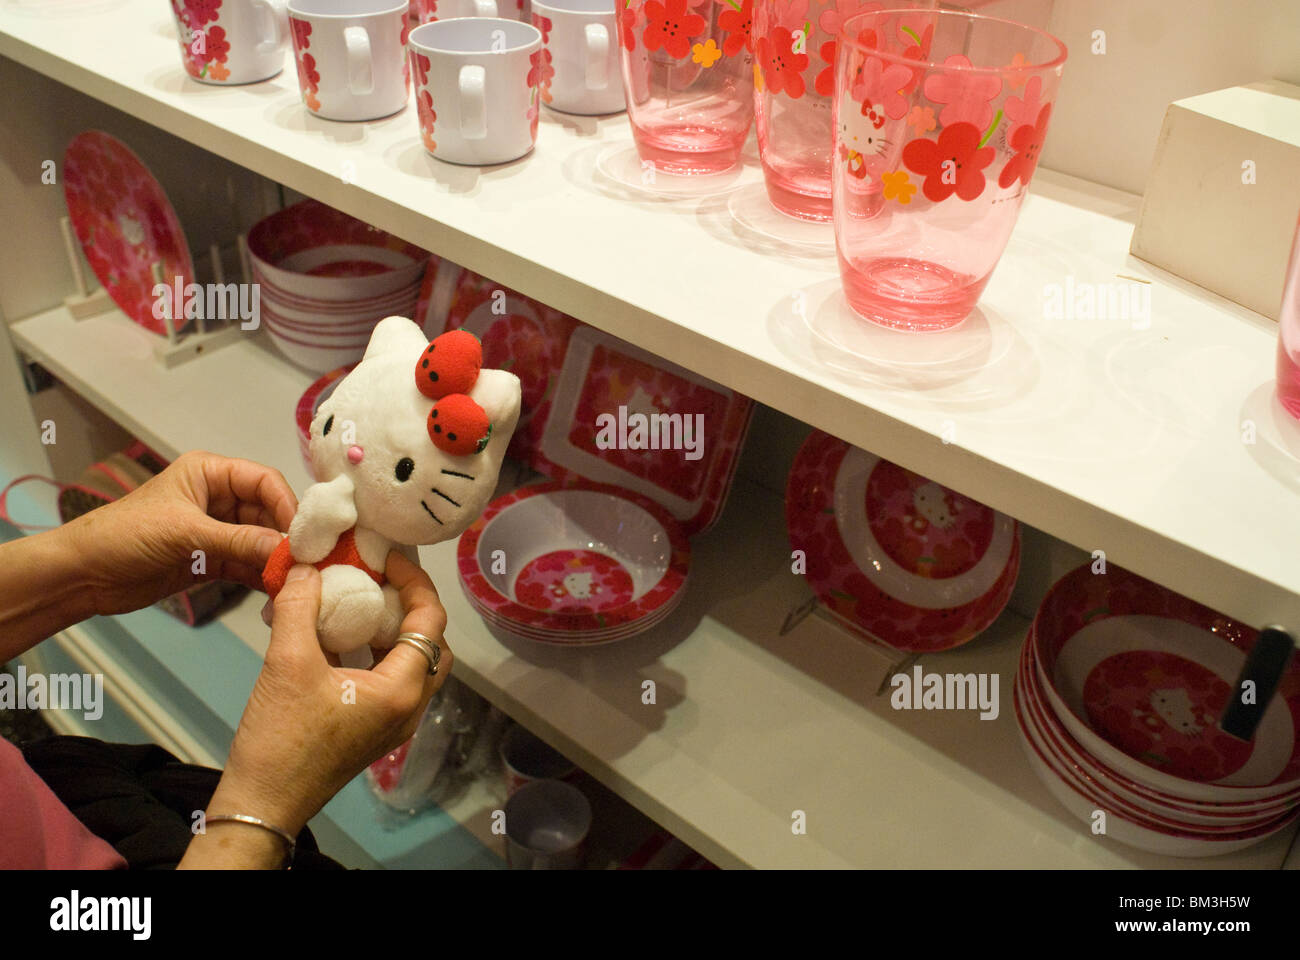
[263,316,522,655]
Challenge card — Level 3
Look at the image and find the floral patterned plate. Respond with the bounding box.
[536,325,754,537]
[63,131,194,336]
[785,430,1019,652]
[1032,564,1300,802]
[458,480,690,640]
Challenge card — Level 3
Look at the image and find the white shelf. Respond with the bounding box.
[3,0,1299,636]
[10,305,1297,868]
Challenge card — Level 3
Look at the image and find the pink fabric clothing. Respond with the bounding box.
[0,736,125,869]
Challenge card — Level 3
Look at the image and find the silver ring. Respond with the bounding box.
[395,632,442,676]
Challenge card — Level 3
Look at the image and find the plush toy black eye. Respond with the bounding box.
[395,457,415,482]
[322,414,334,436]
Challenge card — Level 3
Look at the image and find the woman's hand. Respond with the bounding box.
[62,450,297,616]
[178,551,451,868]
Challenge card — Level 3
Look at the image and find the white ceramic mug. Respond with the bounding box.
[413,0,510,22]
[530,0,622,115]
[408,18,542,165]
[287,0,410,121]
[169,0,289,85]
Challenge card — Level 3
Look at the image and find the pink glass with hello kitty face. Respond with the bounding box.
[833,9,1066,330]
[751,0,932,221]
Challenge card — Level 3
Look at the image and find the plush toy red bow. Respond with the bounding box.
[415,329,493,456]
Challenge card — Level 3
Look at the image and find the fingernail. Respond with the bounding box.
[287,564,312,583]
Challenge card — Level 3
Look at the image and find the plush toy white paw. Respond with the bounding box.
[263,316,522,653]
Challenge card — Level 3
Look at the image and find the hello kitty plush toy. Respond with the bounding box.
[262,316,521,656]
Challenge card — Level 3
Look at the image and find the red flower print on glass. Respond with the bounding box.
[998,102,1050,188]
[621,2,642,51]
[757,27,808,98]
[771,0,807,31]
[813,38,835,96]
[718,0,752,57]
[855,55,910,119]
[1003,74,1042,128]
[923,54,1002,129]
[642,0,706,60]
[902,121,993,202]
[817,0,880,37]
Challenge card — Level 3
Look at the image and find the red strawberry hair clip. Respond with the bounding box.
[415,330,493,456]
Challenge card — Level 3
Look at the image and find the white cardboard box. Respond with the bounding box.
[1130,80,1300,321]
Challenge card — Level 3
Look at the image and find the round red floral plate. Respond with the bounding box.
[63,131,194,336]
[1032,563,1300,800]
[785,430,1019,652]
[458,480,690,640]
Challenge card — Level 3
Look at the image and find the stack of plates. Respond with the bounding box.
[248,199,429,372]
[457,482,690,646]
[1016,563,1300,857]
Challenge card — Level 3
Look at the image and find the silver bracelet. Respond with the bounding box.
[206,813,296,868]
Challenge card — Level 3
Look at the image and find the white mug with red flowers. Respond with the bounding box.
[530,0,624,115]
[169,0,290,85]
[287,0,411,121]
[408,18,543,165]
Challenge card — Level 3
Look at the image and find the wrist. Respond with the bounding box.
[208,770,315,839]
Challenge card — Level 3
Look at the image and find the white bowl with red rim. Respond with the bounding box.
[1013,664,1300,857]
[1018,637,1296,829]
[458,481,689,642]
[785,431,1020,652]
[247,199,429,302]
[1031,564,1300,804]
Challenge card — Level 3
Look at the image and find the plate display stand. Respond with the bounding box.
[779,591,921,695]
[57,216,251,369]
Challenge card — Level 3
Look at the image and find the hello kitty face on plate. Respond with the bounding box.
[911,481,955,530]
[308,316,521,545]
[1146,687,1207,738]
[562,571,594,599]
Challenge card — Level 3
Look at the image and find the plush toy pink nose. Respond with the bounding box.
[346,445,364,465]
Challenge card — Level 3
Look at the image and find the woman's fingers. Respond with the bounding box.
[197,453,298,532]
[371,552,451,690]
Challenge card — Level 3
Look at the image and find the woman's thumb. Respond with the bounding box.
[268,564,323,660]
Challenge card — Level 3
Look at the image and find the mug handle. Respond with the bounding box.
[473,0,497,16]
[584,23,609,90]
[344,25,375,95]
[252,0,288,55]
[459,64,487,140]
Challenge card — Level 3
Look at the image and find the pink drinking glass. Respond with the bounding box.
[832,8,1067,331]
[616,0,755,175]
[752,0,932,221]
[1277,214,1300,421]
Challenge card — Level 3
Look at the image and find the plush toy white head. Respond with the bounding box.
[264,316,521,656]
[307,315,521,545]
